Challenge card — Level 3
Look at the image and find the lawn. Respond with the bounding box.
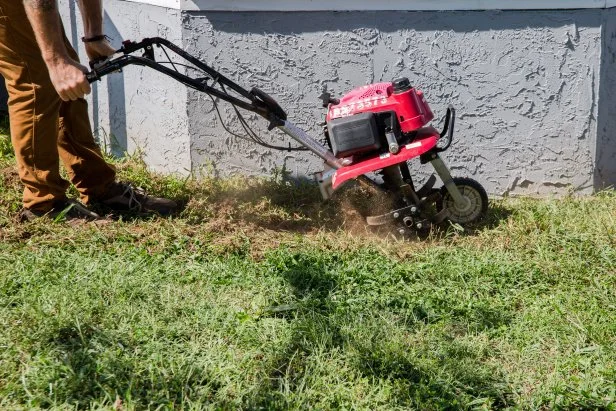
[0,122,615,409]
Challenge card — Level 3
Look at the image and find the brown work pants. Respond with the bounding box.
[0,2,115,211]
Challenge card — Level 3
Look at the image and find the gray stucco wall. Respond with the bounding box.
[54,4,615,196]
[597,7,616,190]
[184,10,602,196]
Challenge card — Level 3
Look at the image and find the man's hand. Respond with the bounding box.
[23,0,111,100]
[85,38,116,62]
[23,0,91,101]
[47,58,91,101]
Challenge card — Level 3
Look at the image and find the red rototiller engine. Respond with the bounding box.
[87,38,488,235]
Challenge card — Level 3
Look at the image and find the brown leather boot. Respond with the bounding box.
[19,199,102,222]
[95,182,178,216]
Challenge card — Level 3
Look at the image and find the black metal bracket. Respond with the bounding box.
[435,105,455,152]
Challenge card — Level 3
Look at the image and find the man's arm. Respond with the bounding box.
[76,0,116,61]
[77,0,104,38]
[23,0,91,101]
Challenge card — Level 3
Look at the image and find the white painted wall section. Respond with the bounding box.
[121,0,616,10]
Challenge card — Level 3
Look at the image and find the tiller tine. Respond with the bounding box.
[433,208,451,224]
[366,205,419,227]
[365,180,446,233]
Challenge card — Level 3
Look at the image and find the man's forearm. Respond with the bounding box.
[77,0,104,38]
[23,0,69,64]
[23,0,92,101]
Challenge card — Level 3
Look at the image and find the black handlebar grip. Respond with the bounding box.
[86,71,99,83]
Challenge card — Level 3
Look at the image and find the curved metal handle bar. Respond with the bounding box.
[87,54,266,117]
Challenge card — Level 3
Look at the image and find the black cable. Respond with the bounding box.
[218,82,308,151]
[207,93,260,143]
[159,45,180,73]
[208,93,308,151]
[157,61,206,73]
[152,45,309,152]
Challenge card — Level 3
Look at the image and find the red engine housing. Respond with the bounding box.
[326,81,434,134]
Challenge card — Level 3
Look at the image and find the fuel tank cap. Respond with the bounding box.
[392,77,412,94]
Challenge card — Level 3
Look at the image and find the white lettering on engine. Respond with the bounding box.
[330,97,390,118]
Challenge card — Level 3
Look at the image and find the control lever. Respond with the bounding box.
[86,57,113,83]
[319,92,340,108]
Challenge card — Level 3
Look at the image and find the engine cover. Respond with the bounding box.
[327,112,381,158]
[326,78,434,134]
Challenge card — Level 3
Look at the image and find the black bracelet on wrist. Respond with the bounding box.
[82,34,111,43]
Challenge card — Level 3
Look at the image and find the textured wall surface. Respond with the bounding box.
[59,0,191,175]
[184,10,604,195]
[597,7,616,190]
[59,4,614,194]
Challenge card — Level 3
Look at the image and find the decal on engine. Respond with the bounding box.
[405,141,422,149]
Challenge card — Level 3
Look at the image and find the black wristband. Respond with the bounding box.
[82,35,110,43]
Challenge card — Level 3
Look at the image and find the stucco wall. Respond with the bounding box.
[59,0,191,175]
[52,3,615,195]
[184,10,603,195]
[597,7,616,190]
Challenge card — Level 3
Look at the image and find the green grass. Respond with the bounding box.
[0,120,615,409]
[0,116,11,158]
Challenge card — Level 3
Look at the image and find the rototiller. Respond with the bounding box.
[87,38,488,235]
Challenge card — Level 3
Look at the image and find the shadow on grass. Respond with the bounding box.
[469,201,513,232]
[32,252,516,408]
[43,323,230,409]
[248,252,515,409]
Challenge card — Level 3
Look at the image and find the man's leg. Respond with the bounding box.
[1,2,176,216]
[57,35,116,205]
[57,37,176,214]
[0,2,116,211]
[0,2,68,212]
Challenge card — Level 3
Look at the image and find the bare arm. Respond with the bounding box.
[23,0,90,101]
[23,0,68,63]
[77,0,103,38]
[76,0,117,63]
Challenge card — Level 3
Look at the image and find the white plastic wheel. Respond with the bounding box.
[437,177,488,224]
